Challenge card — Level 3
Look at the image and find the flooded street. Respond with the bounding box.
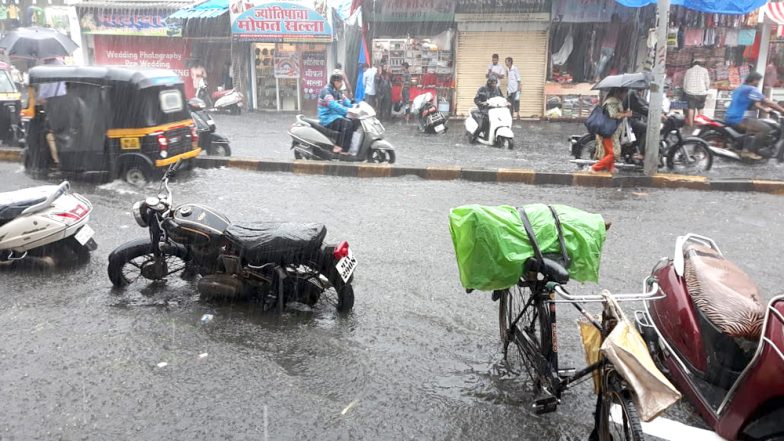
[1,161,782,440]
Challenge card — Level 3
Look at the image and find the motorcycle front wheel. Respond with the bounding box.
[108,239,189,287]
[666,139,713,172]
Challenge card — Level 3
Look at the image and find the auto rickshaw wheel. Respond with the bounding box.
[121,162,152,187]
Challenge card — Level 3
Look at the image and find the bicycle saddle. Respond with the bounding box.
[525,257,570,284]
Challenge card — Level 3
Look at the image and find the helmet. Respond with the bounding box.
[487,74,498,86]
[330,71,343,83]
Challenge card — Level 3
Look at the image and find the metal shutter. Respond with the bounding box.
[455,30,548,118]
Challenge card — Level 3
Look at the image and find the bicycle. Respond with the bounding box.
[496,259,661,441]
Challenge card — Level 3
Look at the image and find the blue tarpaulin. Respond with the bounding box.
[615,0,767,15]
[169,0,228,20]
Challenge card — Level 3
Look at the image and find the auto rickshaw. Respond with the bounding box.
[23,65,201,186]
[0,61,23,146]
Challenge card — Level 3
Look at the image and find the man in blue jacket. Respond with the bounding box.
[319,72,354,154]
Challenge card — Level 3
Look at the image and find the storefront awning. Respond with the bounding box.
[614,0,767,15]
[765,1,784,25]
[169,0,228,20]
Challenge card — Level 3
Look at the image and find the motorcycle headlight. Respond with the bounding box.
[132,201,148,228]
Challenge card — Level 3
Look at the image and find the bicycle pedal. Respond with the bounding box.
[532,396,559,415]
[558,368,577,378]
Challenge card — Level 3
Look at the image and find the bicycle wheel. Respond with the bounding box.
[598,370,645,441]
[498,284,553,387]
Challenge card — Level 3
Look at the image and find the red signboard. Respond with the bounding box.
[93,36,193,97]
[301,51,327,100]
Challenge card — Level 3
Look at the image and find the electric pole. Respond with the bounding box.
[644,0,671,176]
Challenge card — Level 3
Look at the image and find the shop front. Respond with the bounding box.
[453,0,551,118]
[77,3,194,96]
[230,0,333,112]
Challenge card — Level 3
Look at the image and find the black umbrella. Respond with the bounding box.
[0,26,79,59]
[592,72,653,91]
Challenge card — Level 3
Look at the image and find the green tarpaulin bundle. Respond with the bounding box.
[449,204,607,291]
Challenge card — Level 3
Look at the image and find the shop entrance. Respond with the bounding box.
[253,43,301,111]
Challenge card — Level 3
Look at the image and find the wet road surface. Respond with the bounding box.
[1,161,783,440]
[212,112,784,180]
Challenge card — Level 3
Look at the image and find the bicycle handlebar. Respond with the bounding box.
[548,277,662,303]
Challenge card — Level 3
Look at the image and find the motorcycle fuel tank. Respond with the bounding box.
[168,203,230,246]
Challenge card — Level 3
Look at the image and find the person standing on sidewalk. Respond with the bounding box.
[401,62,412,122]
[592,88,632,174]
[683,60,710,126]
[505,57,521,119]
[363,63,378,110]
[486,54,506,81]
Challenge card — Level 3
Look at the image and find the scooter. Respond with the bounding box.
[288,101,396,164]
[635,234,784,441]
[464,96,515,149]
[211,87,244,115]
[108,161,356,312]
[188,98,232,157]
[0,181,96,267]
[693,113,784,163]
[411,92,447,134]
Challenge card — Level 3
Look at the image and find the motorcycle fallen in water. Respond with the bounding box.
[108,161,356,312]
[411,92,447,134]
[635,234,784,441]
[692,113,784,163]
[0,181,96,267]
[288,101,396,164]
[570,113,713,172]
[464,96,515,149]
[188,98,232,157]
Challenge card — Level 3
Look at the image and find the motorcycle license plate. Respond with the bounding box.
[74,225,94,246]
[336,250,357,282]
[434,124,445,133]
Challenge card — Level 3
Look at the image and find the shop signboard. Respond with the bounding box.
[230,1,332,42]
[376,0,456,22]
[301,51,327,100]
[80,10,181,37]
[93,36,193,96]
[274,49,301,78]
[456,0,550,14]
[551,0,618,23]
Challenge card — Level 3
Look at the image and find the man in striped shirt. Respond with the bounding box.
[683,60,711,126]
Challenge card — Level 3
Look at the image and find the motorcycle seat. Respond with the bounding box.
[683,243,764,340]
[302,117,340,139]
[224,222,327,265]
[0,186,56,224]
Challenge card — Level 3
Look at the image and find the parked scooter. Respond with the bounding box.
[464,96,514,149]
[108,161,356,312]
[288,101,396,163]
[188,98,231,157]
[0,181,96,267]
[693,113,784,163]
[195,79,244,115]
[411,92,447,134]
[635,234,784,441]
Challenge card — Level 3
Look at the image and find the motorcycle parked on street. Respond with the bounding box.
[411,92,447,134]
[570,113,713,172]
[464,96,515,149]
[692,113,784,163]
[635,234,784,441]
[188,98,232,157]
[108,162,356,312]
[289,101,396,164]
[0,181,96,267]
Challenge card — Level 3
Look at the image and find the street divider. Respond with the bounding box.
[1,147,782,195]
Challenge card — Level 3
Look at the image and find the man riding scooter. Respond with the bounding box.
[471,75,504,143]
[318,73,355,154]
[725,71,784,160]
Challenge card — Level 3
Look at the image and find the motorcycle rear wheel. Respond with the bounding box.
[108,241,189,287]
[666,139,713,172]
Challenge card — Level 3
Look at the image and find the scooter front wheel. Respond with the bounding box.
[498,137,514,150]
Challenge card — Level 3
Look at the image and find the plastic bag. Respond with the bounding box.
[578,316,603,394]
[600,292,681,422]
[449,204,606,291]
[620,118,636,145]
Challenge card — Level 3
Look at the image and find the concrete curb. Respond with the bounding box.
[1,147,782,195]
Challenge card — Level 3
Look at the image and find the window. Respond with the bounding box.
[159,89,183,114]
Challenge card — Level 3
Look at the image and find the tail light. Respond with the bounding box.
[157,133,169,158]
[333,241,350,260]
[52,203,88,221]
[191,125,199,147]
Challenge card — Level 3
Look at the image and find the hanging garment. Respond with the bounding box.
[715,27,726,47]
[743,31,761,60]
[684,28,704,46]
[703,28,716,46]
[724,29,739,47]
[552,31,574,66]
[738,29,756,46]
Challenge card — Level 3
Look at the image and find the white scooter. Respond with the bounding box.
[412,92,447,134]
[0,181,96,267]
[195,79,244,115]
[464,96,515,149]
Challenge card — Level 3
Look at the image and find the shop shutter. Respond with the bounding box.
[455,30,548,118]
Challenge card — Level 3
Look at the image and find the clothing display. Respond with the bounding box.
[738,29,756,46]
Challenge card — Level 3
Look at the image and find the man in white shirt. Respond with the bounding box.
[362,63,378,110]
[487,54,506,80]
[683,59,711,126]
[505,57,521,118]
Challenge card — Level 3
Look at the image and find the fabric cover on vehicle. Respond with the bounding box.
[684,243,764,339]
[0,185,55,223]
[224,222,327,264]
[449,204,607,291]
